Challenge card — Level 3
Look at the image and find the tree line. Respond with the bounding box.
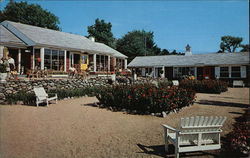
[1,1,249,63]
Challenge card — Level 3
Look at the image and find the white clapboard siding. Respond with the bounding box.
[215,67,220,78]
[241,66,246,78]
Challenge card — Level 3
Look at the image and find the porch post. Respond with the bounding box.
[0,46,4,59]
[154,67,156,78]
[40,48,44,70]
[124,59,127,69]
[93,53,96,72]
[64,50,67,72]
[162,66,165,78]
[72,53,74,67]
[108,55,110,72]
[32,47,35,70]
[18,49,21,74]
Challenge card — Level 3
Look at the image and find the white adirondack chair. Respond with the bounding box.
[162,116,227,158]
[172,80,179,86]
[33,87,58,107]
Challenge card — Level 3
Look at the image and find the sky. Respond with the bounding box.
[0,0,249,54]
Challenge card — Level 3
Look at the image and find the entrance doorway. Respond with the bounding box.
[203,66,214,80]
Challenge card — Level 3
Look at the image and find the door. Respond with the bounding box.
[203,67,212,79]
[197,67,203,80]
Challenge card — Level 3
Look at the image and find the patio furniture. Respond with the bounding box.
[172,80,179,86]
[162,116,227,158]
[33,87,57,107]
[77,70,88,80]
[233,80,245,87]
[27,69,40,78]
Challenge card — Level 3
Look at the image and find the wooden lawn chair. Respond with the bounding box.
[162,116,227,158]
[33,87,58,107]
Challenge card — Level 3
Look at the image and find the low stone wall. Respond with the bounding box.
[0,77,111,104]
[0,76,169,104]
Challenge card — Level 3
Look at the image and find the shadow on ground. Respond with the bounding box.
[209,96,250,101]
[137,144,219,158]
[196,100,249,108]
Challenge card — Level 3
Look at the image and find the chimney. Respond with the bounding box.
[89,36,95,42]
[185,44,192,56]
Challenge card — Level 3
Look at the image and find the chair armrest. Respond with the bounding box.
[162,124,179,132]
[180,129,222,135]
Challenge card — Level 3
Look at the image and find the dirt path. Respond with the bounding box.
[0,88,249,158]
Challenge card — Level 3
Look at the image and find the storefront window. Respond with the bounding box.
[34,49,41,69]
[44,49,51,69]
[44,49,65,71]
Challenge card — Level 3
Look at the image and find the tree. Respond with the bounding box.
[116,30,161,62]
[87,18,116,48]
[0,2,60,30]
[161,49,170,55]
[219,36,243,53]
[240,44,249,52]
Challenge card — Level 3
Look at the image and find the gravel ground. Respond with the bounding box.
[0,88,249,158]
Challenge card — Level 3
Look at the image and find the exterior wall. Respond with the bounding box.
[219,65,250,86]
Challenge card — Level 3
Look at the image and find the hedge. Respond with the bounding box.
[179,79,228,94]
[224,109,250,156]
[96,83,196,114]
[5,86,99,105]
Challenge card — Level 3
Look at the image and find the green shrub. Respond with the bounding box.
[5,86,100,105]
[223,109,250,156]
[96,83,196,114]
[5,91,36,105]
[179,80,228,94]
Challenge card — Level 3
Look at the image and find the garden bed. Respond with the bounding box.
[96,83,196,114]
[179,79,228,94]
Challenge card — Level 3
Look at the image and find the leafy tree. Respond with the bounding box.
[87,18,116,48]
[0,2,60,30]
[240,44,249,52]
[116,30,160,62]
[219,36,243,53]
[161,49,170,55]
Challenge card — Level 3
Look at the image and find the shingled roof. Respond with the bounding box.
[0,25,26,47]
[128,52,249,67]
[95,42,127,58]
[0,21,127,58]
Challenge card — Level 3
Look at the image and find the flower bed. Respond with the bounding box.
[96,83,196,114]
[223,109,250,157]
[179,79,228,94]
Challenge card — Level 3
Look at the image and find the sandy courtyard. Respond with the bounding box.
[0,88,249,158]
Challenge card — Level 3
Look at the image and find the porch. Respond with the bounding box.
[1,46,128,76]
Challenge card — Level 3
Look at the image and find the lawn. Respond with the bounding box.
[0,88,249,158]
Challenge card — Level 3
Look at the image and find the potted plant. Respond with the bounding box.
[0,63,7,82]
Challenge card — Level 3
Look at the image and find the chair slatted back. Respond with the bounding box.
[34,87,48,100]
[179,116,226,144]
[181,116,226,128]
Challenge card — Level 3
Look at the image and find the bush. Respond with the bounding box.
[96,83,196,114]
[179,79,228,94]
[223,109,250,156]
[5,86,99,105]
[5,91,36,105]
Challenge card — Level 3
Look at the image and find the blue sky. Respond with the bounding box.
[0,0,249,54]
